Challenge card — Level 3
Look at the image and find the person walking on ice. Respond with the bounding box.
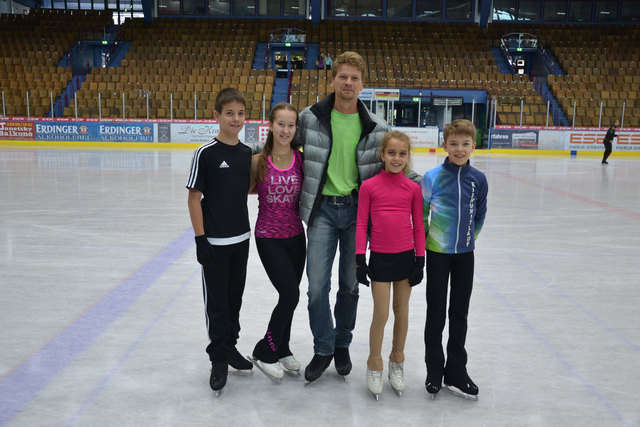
[602,119,619,164]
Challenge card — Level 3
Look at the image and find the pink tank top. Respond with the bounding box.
[255,150,304,239]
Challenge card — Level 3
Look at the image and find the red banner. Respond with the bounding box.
[0,121,35,140]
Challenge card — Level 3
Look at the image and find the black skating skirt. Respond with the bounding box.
[369,249,415,282]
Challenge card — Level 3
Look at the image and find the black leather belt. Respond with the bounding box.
[322,195,354,205]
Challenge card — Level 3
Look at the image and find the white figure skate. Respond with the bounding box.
[388,362,405,397]
[367,368,383,401]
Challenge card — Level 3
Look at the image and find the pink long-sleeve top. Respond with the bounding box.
[356,169,425,256]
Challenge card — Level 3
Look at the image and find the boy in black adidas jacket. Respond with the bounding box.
[187,88,254,393]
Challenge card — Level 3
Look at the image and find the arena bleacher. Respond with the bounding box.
[0,2,638,128]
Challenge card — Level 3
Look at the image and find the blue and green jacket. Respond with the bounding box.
[421,157,488,254]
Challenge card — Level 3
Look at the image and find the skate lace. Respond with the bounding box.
[367,369,383,385]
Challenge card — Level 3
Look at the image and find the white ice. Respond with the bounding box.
[1,147,639,427]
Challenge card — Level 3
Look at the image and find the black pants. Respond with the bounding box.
[424,250,475,376]
[253,233,306,363]
[602,141,612,162]
[202,239,249,363]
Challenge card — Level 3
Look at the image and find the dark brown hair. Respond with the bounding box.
[256,102,299,183]
[214,87,246,113]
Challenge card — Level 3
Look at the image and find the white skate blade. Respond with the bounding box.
[444,384,479,401]
[369,391,380,401]
[214,388,224,398]
[246,356,283,384]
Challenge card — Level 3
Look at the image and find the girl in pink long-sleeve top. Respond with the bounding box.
[355,130,425,399]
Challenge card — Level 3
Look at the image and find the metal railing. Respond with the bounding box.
[1,89,271,121]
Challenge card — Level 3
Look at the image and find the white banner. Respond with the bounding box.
[394,126,439,149]
[166,123,224,144]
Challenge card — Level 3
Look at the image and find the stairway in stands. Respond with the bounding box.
[491,47,512,74]
[253,43,268,69]
[271,76,289,110]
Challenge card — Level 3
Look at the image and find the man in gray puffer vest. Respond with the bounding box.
[297,51,390,383]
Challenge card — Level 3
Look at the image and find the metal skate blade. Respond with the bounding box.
[304,377,321,387]
[371,392,380,401]
[229,368,253,376]
[284,369,301,378]
[444,385,479,401]
[389,380,403,397]
[246,355,283,384]
[214,389,224,398]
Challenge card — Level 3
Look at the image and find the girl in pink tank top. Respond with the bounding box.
[248,103,306,382]
[254,150,304,238]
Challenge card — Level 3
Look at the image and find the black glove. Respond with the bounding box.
[409,256,425,286]
[195,235,215,267]
[356,254,371,286]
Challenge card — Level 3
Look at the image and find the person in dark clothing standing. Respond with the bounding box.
[186,88,254,395]
[248,103,306,382]
[602,120,619,164]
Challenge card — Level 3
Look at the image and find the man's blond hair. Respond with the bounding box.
[332,51,367,80]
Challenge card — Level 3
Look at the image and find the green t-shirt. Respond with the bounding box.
[322,109,362,196]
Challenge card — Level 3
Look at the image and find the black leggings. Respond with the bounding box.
[424,250,474,376]
[602,141,612,162]
[253,233,306,363]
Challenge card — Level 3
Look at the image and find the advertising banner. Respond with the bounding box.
[567,130,640,152]
[0,121,35,140]
[93,123,154,142]
[493,126,640,152]
[34,122,154,142]
[394,126,439,149]
[164,122,221,144]
[156,121,269,144]
[490,128,539,149]
[34,122,92,141]
[244,121,270,144]
[6,117,640,152]
[537,130,565,150]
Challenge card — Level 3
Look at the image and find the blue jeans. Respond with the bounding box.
[306,199,359,355]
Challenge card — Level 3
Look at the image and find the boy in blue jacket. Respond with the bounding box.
[421,119,488,400]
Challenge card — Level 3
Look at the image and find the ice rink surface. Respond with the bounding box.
[1,146,639,427]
